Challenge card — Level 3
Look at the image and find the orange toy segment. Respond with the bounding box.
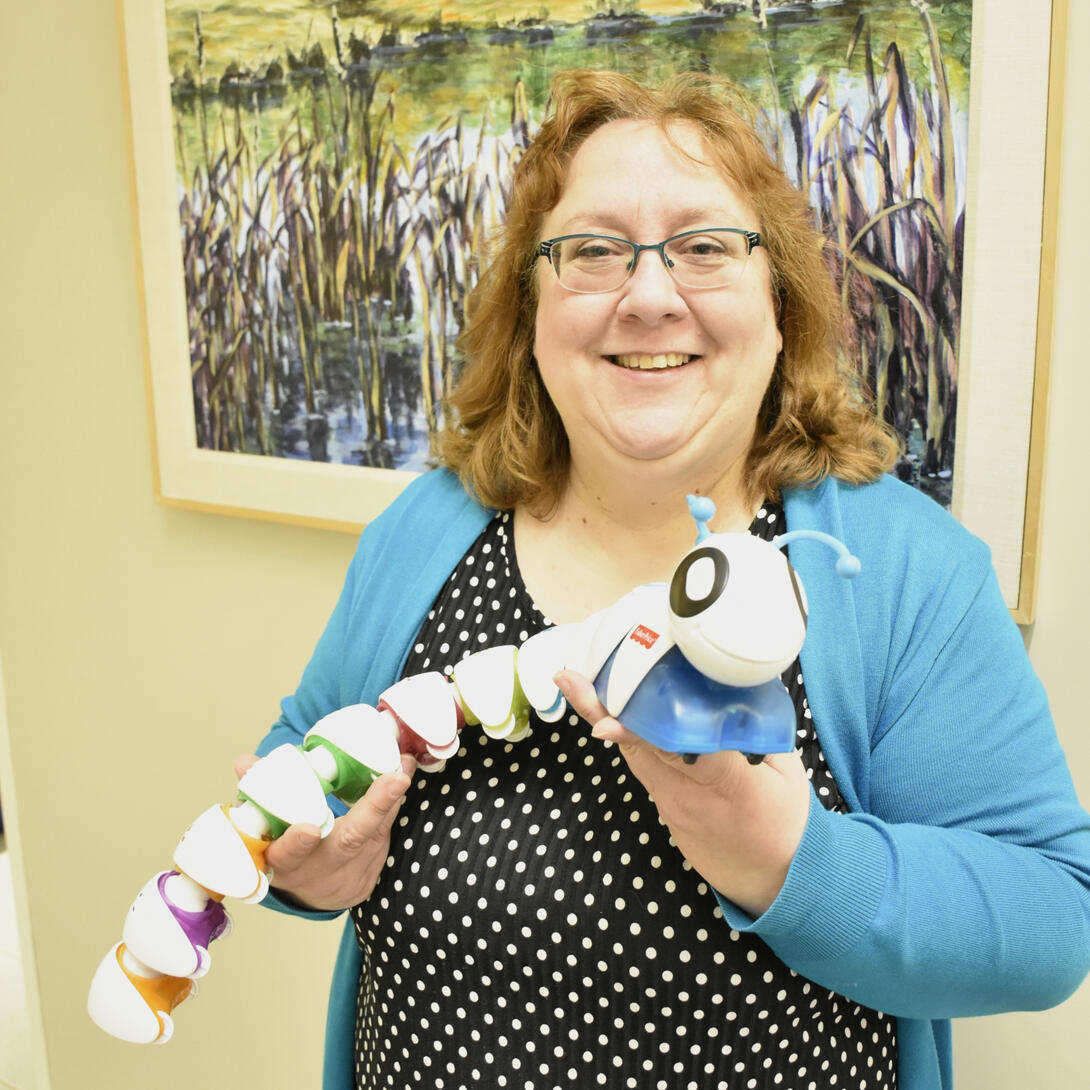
[177,805,271,903]
[117,944,195,1018]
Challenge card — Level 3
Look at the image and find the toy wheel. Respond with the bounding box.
[241,870,270,905]
[191,946,211,979]
[155,1011,175,1045]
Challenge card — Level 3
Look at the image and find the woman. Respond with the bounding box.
[250,71,1090,1090]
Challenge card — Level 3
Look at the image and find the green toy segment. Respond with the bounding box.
[234,791,290,840]
[303,735,382,805]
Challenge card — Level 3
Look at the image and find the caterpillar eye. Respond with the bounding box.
[669,546,729,619]
[669,533,809,688]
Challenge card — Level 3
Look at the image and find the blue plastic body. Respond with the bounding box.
[593,645,796,755]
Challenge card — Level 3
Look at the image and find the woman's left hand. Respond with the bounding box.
[555,669,812,919]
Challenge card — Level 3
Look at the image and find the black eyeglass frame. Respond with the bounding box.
[536,227,763,293]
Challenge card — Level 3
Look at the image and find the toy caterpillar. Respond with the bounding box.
[87,497,858,1044]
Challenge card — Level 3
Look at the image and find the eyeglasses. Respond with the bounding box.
[537,227,763,294]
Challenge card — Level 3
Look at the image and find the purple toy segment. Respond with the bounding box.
[158,872,230,949]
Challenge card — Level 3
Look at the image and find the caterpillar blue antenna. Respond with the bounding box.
[773,530,862,579]
[685,494,717,543]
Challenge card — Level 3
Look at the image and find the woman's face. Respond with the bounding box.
[533,118,783,488]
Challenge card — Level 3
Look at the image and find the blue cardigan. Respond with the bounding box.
[258,468,1090,1090]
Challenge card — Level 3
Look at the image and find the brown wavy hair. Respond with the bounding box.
[439,69,899,514]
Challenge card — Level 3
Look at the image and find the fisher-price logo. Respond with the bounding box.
[629,625,660,650]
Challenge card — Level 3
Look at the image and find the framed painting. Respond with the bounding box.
[118,0,1062,617]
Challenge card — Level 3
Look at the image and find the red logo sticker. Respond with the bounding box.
[630,625,660,649]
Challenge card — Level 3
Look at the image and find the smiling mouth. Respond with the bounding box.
[607,353,696,371]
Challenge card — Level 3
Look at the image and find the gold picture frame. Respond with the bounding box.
[952,0,1065,622]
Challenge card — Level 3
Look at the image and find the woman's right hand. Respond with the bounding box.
[233,753,414,912]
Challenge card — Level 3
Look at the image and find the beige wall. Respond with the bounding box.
[1,3,1086,1088]
[952,0,1090,1084]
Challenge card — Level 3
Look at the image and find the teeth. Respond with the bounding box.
[612,353,692,370]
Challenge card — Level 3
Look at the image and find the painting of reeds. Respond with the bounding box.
[160,0,974,508]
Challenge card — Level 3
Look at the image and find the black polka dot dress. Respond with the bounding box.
[350,503,898,1089]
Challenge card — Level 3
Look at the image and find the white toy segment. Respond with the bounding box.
[604,600,678,717]
[87,944,161,1044]
[506,712,532,743]
[163,871,211,912]
[226,799,269,840]
[517,625,579,721]
[424,738,460,761]
[561,606,610,679]
[304,743,340,785]
[451,645,520,733]
[173,804,268,902]
[379,673,462,755]
[418,756,450,773]
[154,1013,175,1044]
[88,943,194,1044]
[482,712,519,740]
[234,870,271,905]
[237,743,337,837]
[123,872,208,978]
[582,585,666,682]
[304,704,403,776]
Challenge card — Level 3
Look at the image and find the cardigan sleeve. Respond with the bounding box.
[717,480,1090,1020]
